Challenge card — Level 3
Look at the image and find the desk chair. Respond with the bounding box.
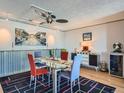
[58,54,82,93]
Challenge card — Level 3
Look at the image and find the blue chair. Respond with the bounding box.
[58,54,82,93]
[34,51,46,67]
[34,51,42,58]
[34,51,50,80]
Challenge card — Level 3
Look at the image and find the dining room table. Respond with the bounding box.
[41,57,72,93]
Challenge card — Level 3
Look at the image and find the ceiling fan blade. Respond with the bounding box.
[30,4,60,25]
[56,19,68,23]
[41,13,47,17]
[51,15,56,19]
[31,4,52,14]
[28,19,32,21]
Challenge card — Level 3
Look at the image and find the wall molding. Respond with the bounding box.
[63,18,124,32]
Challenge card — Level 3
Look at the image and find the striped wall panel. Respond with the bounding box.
[0,49,61,77]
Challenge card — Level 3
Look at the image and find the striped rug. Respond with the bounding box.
[0,72,115,93]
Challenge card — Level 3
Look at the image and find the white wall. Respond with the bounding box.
[107,21,124,52]
[64,25,107,53]
[64,20,124,62]
[0,18,124,63]
[0,19,64,50]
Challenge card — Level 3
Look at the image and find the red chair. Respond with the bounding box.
[61,51,68,60]
[28,54,50,93]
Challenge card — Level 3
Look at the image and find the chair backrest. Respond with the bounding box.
[71,53,77,61]
[28,54,36,76]
[34,51,41,58]
[61,51,68,60]
[71,54,82,82]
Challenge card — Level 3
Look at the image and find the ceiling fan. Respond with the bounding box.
[30,4,68,25]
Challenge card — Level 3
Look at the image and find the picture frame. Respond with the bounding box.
[15,28,47,46]
[83,32,92,41]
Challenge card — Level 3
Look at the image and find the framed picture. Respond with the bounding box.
[83,32,92,41]
[15,28,47,46]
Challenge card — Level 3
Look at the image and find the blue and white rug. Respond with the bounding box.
[0,72,115,93]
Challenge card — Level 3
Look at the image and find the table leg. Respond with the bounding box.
[52,69,57,93]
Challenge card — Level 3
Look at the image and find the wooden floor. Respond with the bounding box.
[0,68,124,93]
[0,84,3,93]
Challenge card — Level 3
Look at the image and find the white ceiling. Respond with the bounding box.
[0,0,124,31]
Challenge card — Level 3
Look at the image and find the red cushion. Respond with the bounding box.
[32,68,48,76]
[28,54,49,77]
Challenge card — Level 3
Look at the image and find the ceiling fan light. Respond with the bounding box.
[47,16,53,24]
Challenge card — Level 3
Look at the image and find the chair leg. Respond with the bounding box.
[78,78,80,92]
[42,74,44,80]
[49,67,52,74]
[30,75,33,87]
[48,73,50,86]
[58,76,61,91]
[67,79,69,85]
[74,80,75,86]
[38,75,39,79]
[34,77,37,93]
[71,81,73,93]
